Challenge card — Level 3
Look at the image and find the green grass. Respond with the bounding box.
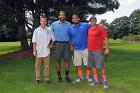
[0,39,140,93]
[0,42,20,55]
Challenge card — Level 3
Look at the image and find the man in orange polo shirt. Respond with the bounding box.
[88,16,110,89]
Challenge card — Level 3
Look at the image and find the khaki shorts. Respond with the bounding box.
[74,49,88,66]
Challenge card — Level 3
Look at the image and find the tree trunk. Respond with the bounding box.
[30,8,41,48]
[18,23,29,50]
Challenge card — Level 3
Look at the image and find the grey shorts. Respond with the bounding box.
[88,51,105,69]
[54,42,70,62]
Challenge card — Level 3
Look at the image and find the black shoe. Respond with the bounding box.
[46,80,51,84]
[58,76,63,83]
[36,80,41,85]
[65,76,71,83]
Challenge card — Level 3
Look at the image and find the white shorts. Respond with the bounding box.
[74,48,88,66]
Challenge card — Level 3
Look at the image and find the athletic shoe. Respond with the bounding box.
[58,76,63,83]
[75,76,83,82]
[46,80,51,84]
[86,75,93,82]
[90,80,99,86]
[65,76,71,83]
[103,81,108,89]
[35,80,41,85]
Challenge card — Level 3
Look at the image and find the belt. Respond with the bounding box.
[55,41,69,43]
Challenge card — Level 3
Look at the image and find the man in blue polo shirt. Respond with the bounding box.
[50,11,71,83]
[69,14,92,82]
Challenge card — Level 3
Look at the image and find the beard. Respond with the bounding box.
[73,21,79,25]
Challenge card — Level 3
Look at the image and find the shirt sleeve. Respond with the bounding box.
[50,28,55,41]
[68,27,72,40]
[87,23,91,28]
[49,22,54,31]
[32,30,37,42]
[100,25,108,39]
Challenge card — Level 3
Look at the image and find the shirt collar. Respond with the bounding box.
[57,20,67,24]
[39,26,47,31]
[72,22,82,27]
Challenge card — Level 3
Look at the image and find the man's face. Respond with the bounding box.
[40,18,47,27]
[58,12,65,21]
[72,15,80,24]
[90,18,97,26]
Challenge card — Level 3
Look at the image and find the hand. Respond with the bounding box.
[48,45,53,49]
[104,48,110,55]
[33,51,37,57]
[70,46,74,51]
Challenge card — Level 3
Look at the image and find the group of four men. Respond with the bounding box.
[32,11,109,89]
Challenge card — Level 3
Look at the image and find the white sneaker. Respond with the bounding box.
[90,80,99,86]
[86,75,92,82]
[76,76,83,82]
[103,81,108,89]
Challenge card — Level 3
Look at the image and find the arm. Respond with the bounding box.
[104,37,110,55]
[69,40,74,51]
[32,30,37,57]
[48,41,54,49]
[48,29,55,48]
[68,26,74,51]
[33,42,37,57]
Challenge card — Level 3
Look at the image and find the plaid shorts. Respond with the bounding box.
[88,51,105,69]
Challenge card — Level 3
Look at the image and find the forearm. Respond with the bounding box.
[69,40,73,48]
[50,41,54,46]
[69,40,74,51]
[105,37,109,49]
[33,42,36,52]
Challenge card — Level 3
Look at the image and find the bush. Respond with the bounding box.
[122,35,140,42]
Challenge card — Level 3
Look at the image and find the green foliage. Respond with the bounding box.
[103,9,140,40]
[109,16,130,39]
[122,35,140,42]
[0,24,19,42]
[129,9,140,35]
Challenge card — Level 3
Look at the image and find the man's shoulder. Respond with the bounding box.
[65,21,71,24]
[34,27,40,32]
[80,22,90,26]
[69,25,75,29]
[46,27,52,32]
[51,20,59,25]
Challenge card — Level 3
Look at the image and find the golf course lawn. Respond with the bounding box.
[0,39,140,93]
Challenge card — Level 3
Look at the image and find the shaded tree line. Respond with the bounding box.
[100,9,140,40]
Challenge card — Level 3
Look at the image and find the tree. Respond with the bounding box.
[129,9,140,35]
[109,16,130,39]
[0,0,120,49]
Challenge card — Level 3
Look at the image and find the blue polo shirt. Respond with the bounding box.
[69,22,91,51]
[50,20,71,41]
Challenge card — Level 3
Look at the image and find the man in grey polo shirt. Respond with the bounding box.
[50,11,71,83]
[32,16,55,85]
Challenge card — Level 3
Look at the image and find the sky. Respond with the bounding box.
[96,0,140,23]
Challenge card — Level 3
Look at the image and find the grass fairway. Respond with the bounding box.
[0,42,20,55]
[0,39,140,93]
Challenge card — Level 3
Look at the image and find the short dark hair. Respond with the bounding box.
[72,14,80,18]
[59,11,65,15]
[40,15,47,19]
[89,16,97,21]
